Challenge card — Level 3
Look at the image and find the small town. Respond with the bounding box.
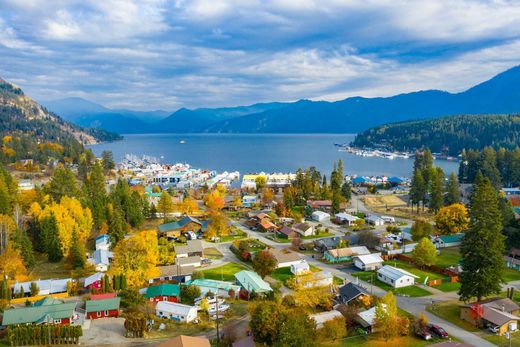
[0,147,518,347]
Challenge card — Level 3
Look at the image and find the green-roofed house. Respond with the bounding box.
[234,270,272,294]
[2,298,77,326]
[187,279,241,298]
[85,297,121,320]
[158,216,208,238]
[434,233,464,248]
[145,283,180,303]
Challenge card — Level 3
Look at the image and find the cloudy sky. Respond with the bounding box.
[1,0,520,111]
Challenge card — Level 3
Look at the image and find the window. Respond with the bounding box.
[105,310,109,316]
[54,319,61,324]
[97,311,101,317]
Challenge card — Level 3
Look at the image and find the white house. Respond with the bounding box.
[377,265,418,288]
[356,305,386,332]
[155,301,198,323]
[88,249,113,272]
[334,213,360,226]
[95,234,111,251]
[290,261,310,275]
[293,223,314,237]
[311,211,330,222]
[310,310,344,329]
[242,195,257,207]
[366,215,385,226]
[381,216,396,224]
[176,256,202,268]
[13,278,70,296]
[271,249,302,268]
[353,253,384,271]
[297,271,333,288]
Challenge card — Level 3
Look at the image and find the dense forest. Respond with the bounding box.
[352,114,520,156]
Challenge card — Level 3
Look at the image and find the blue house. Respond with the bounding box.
[242,195,257,208]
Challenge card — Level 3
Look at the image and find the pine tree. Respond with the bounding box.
[41,213,63,262]
[101,150,115,174]
[69,229,86,269]
[459,177,505,301]
[85,161,107,229]
[47,167,79,202]
[410,170,425,212]
[108,203,126,244]
[341,182,351,202]
[445,172,461,205]
[11,228,35,268]
[429,167,444,213]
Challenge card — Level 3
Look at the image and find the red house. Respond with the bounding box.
[85,297,121,319]
[90,292,117,300]
[84,272,104,291]
[145,283,180,303]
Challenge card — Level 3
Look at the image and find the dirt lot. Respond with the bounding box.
[363,195,406,207]
[81,317,129,346]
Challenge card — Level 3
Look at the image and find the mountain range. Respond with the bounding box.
[44,65,520,134]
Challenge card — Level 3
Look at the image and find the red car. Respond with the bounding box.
[429,324,449,338]
[416,330,432,340]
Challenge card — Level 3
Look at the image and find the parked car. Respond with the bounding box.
[299,245,306,251]
[201,258,212,265]
[208,304,230,314]
[416,330,432,340]
[429,324,449,338]
[488,325,500,334]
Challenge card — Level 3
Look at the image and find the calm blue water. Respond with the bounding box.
[88,133,459,178]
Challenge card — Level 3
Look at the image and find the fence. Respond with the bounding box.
[384,253,459,286]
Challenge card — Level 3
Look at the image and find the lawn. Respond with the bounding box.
[204,247,223,259]
[324,334,444,347]
[383,260,443,283]
[503,268,520,282]
[485,331,520,347]
[29,253,70,280]
[301,232,334,240]
[267,235,292,243]
[271,264,323,284]
[199,263,247,282]
[363,195,406,207]
[435,247,461,268]
[147,319,213,339]
[426,300,480,332]
[434,281,461,292]
[351,271,431,297]
[215,227,247,243]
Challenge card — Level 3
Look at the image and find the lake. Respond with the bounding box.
[89,133,459,178]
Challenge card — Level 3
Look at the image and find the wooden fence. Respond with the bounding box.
[384,253,459,286]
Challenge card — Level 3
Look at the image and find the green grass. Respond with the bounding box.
[503,268,520,282]
[204,247,223,259]
[434,281,461,292]
[383,260,443,282]
[435,247,461,268]
[268,235,292,243]
[215,228,247,243]
[199,263,247,282]
[323,334,444,347]
[351,271,431,297]
[271,267,294,283]
[28,253,70,279]
[426,300,480,332]
[485,331,520,346]
[301,232,334,240]
[333,276,345,285]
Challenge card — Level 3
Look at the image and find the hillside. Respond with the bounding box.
[0,78,121,163]
[352,114,520,155]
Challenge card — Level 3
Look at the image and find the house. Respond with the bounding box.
[146,283,181,303]
[366,215,385,226]
[95,234,111,251]
[13,278,70,297]
[84,272,104,290]
[2,298,77,326]
[176,256,202,268]
[502,188,520,196]
[188,279,241,298]
[314,237,346,252]
[155,301,198,323]
[158,216,208,238]
[175,240,204,258]
[356,305,385,332]
[307,200,333,211]
[85,297,121,319]
[324,246,370,263]
[293,223,314,237]
[259,218,277,232]
[460,298,520,335]
[377,265,418,288]
[235,270,272,294]
[353,253,384,271]
[311,211,330,222]
[242,195,257,208]
[337,282,369,305]
[351,176,368,186]
[90,293,117,300]
[270,249,302,268]
[334,213,360,226]
[381,216,396,224]
[432,234,464,248]
[149,265,195,283]
[290,261,310,275]
[157,335,211,347]
[18,179,35,191]
[296,271,334,288]
[89,249,114,272]
[277,226,298,239]
[310,310,344,329]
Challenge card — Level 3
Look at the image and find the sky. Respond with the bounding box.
[1,0,520,111]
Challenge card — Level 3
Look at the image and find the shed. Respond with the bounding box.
[309,310,344,329]
[234,270,272,293]
[290,261,310,275]
[311,211,330,222]
[155,302,198,323]
[353,253,384,271]
[366,215,385,226]
[377,265,418,288]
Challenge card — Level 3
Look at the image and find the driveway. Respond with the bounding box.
[81,317,129,346]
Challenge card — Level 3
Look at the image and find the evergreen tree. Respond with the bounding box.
[478,147,501,189]
[85,161,107,229]
[47,167,79,202]
[0,180,10,215]
[69,229,86,269]
[409,170,426,212]
[459,177,505,301]
[101,150,115,174]
[429,167,444,213]
[341,182,351,202]
[108,203,126,244]
[11,228,35,268]
[445,172,461,205]
[41,213,63,262]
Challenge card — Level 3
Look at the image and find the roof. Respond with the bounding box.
[353,253,384,265]
[312,211,330,217]
[85,297,121,313]
[259,219,277,230]
[155,301,196,316]
[188,279,240,292]
[90,293,117,300]
[157,265,195,277]
[2,301,76,325]
[307,200,332,207]
[315,237,342,248]
[159,216,202,233]
[335,213,359,222]
[326,246,370,258]
[388,176,404,183]
[356,305,385,327]
[84,272,104,287]
[366,215,384,222]
[293,223,312,231]
[234,270,272,293]
[439,234,464,243]
[309,310,343,326]
[157,335,211,347]
[93,249,113,266]
[33,297,63,307]
[176,256,201,266]
[13,278,70,294]
[146,283,181,298]
[377,265,419,280]
[175,240,203,255]
[339,282,368,304]
[278,226,297,237]
[270,249,301,264]
[291,262,310,272]
[254,213,270,220]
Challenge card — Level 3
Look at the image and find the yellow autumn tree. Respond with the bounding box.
[204,212,230,240]
[0,244,27,281]
[110,230,159,287]
[204,189,225,212]
[179,196,199,215]
[434,203,469,235]
[30,197,93,255]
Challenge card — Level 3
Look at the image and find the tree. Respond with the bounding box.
[205,212,230,240]
[179,196,199,215]
[249,301,284,346]
[69,229,86,269]
[429,167,445,213]
[255,176,267,191]
[434,203,469,235]
[411,238,437,267]
[180,284,201,304]
[373,291,406,341]
[341,182,351,202]
[204,189,225,212]
[85,161,107,229]
[459,176,505,302]
[101,150,115,174]
[445,172,461,205]
[46,167,79,202]
[30,282,39,296]
[252,249,277,279]
[107,203,126,244]
[262,188,274,205]
[276,308,318,347]
[11,226,35,268]
[0,244,26,280]
[318,316,346,342]
[157,191,174,218]
[410,219,432,241]
[40,213,63,262]
[358,231,380,248]
[410,170,426,211]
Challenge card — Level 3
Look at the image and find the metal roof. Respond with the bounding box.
[234,270,272,293]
